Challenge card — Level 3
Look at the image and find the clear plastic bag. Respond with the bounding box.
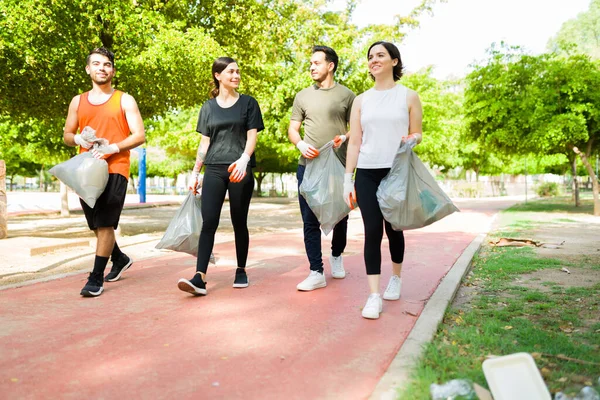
[80,125,108,147]
[49,152,109,208]
[430,379,478,400]
[555,386,600,400]
[155,191,215,263]
[299,141,351,235]
[377,141,459,231]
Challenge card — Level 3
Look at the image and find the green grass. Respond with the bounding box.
[398,198,600,399]
[506,196,595,214]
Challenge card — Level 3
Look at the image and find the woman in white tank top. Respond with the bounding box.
[343,41,424,320]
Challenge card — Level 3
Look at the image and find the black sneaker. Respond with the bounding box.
[105,254,133,282]
[233,268,249,288]
[177,274,207,296]
[80,272,104,297]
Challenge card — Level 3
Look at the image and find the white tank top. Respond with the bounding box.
[357,84,409,169]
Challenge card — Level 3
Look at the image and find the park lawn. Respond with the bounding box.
[399,196,600,399]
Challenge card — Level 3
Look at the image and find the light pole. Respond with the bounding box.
[136,148,146,203]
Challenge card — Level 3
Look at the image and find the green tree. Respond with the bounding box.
[0,0,222,166]
[0,146,41,190]
[402,69,463,170]
[548,0,600,59]
[1,0,448,191]
[465,47,600,214]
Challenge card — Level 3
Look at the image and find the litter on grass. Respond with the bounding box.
[489,238,564,249]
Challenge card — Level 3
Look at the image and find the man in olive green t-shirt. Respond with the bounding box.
[288,45,356,292]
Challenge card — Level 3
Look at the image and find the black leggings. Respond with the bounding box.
[196,164,254,274]
[355,168,405,275]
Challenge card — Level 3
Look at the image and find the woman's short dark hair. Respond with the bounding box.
[367,41,403,81]
[312,45,339,74]
[210,56,237,98]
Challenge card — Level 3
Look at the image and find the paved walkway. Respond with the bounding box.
[6,192,185,215]
[0,195,522,399]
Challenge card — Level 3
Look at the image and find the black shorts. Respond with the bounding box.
[80,173,128,230]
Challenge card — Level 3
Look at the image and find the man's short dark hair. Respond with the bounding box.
[312,45,339,74]
[87,47,115,66]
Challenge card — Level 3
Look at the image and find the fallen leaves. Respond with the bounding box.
[489,237,564,248]
[559,322,574,333]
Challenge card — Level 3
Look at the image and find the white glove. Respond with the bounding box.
[402,133,421,148]
[91,143,119,159]
[189,171,200,194]
[343,172,357,210]
[333,135,347,149]
[74,134,93,149]
[296,140,319,159]
[228,153,251,183]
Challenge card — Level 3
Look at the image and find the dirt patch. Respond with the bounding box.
[531,215,600,262]
[515,267,600,292]
[454,212,600,308]
[453,280,479,310]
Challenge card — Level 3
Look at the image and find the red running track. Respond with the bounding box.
[0,204,499,399]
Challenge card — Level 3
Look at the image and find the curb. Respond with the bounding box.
[369,233,487,400]
[0,235,162,283]
[7,201,181,217]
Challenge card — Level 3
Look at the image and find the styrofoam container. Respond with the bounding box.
[482,352,551,400]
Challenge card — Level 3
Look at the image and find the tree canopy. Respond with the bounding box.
[548,0,600,59]
[464,46,600,213]
[0,0,446,177]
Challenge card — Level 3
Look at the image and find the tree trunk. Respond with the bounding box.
[254,172,266,196]
[129,176,136,194]
[39,166,44,191]
[573,146,600,216]
[60,181,70,216]
[172,174,178,195]
[571,157,580,207]
[0,160,7,239]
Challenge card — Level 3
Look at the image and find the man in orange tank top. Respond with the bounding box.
[63,47,145,297]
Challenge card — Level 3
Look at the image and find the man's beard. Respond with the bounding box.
[92,74,112,85]
[312,73,326,83]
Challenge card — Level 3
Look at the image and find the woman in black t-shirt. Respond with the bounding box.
[178,57,264,296]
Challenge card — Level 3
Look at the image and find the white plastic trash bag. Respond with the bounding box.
[155,191,215,263]
[49,152,109,208]
[377,141,459,231]
[299,141,351,235]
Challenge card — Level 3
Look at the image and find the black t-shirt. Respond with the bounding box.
[196,94,264,167]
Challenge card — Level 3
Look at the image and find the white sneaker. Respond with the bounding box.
[296,270,327,291]
[329,255,346,279]
[383,275,402,300]
[362,293,383,319]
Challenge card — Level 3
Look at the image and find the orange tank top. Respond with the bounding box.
[78,90,131,179]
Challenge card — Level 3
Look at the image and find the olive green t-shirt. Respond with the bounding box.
[291,83,356,166]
